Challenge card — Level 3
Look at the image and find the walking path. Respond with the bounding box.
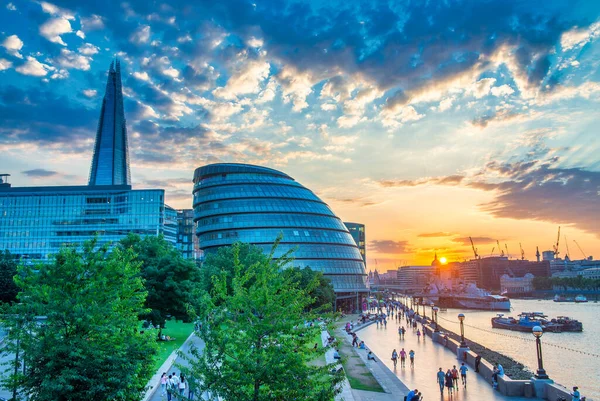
[357,313,532,401]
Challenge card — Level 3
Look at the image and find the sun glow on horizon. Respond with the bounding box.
[440,257,448,264]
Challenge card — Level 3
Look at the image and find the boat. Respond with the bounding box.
[575,295,588,303]
[424,283,511,311]
[491,312,583,333]
[554,294,588,303]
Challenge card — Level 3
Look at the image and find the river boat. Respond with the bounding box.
[554,294,588,303]
[491,312,583,333]
[575,295,588,303]
[424,283,511,311]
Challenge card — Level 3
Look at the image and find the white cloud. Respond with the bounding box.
[337,115,365,128]
[82,89,97,97]
[177,34,192,43]
[40,2,74,19]
[381,105,424,128]
[50,68,68,80]
[6,3,16,11]
[39,18,72,45]
[76,30,85,39]
[16,57,52,77]
[0,58,12,71]
[80,15,104,31]
[137,102,159,119]
[162,66,180,79]
[438,97,454,112]
[469,78,496,99]
[560,22,600,51]
[78,43,99,55]
[256,79,277,104]
[130,25,151,44]
[56,48,91,70]
[276,66,315,112]
[214,59,270,99]
[491,84,515,97]
[133,71,150,81]
[246,37,264,47]
[1,35,23,58]
[321,103,337,111]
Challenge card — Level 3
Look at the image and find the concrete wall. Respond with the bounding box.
[546,383,577,400]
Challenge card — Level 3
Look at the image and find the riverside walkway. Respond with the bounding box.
[355,315,532,401]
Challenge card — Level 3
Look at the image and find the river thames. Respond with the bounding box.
[428,299,599,399]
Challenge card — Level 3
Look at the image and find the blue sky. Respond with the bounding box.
[1,0,599,266]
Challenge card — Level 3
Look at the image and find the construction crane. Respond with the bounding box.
[519,243,525,260]
[490,246,495,256]
[564,235,571,261]
[573,240,587,260]
[469,236,479,259]
[505,243,510,259]
[497,240,505,257]
[553,226,561,258]
[536,246,541,262]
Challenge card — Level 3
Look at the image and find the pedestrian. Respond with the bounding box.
[401,326,406,339]
[436,367,445,394]
[460,362,468,386]
[416,329,421,340]
[400,348,407,367]
[411,391,423,401]
[178,375,187,396]
[445,369,454,394]
[398,327,402,338]
[571,386,581,401]
[475,355,481,372]
[391,349,398,368]
[405,388,418,401]
[352,334,358,347]
[409,350,415,367]
[166,375,174,401]
[160,372,168,397]
[492,366,499,389]
[172,372,180,388]
[452,365,459,390]
[384,318,387,328]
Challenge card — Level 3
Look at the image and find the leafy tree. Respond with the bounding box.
[119,234,202,337]
[0,250,19,304]
[1,239,157,401]
[282,266,335,312]
[184,241,343,401]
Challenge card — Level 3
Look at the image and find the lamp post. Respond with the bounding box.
[532,326,549,379]
[433,307,439,331]
[458,313,467,347]
[430,302,435,322]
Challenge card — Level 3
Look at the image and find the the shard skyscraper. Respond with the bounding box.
[88,60,131,186]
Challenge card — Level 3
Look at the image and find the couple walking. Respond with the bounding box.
[392,348,414,368]
[436,363,468,395]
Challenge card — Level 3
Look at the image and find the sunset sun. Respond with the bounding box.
[440,257,448,264]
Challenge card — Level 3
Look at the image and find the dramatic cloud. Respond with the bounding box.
[56,49,92,70]
[1,35,23,58]
[369,240,411,254]
[452,237,497,246]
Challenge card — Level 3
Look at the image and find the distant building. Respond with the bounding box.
[176,209,200,260]
[552,268,600,280]
[476,257,551,291]
[192,163,368,310]
[0,61,184,262]
[500,273,534,296]
[396,265,436,292]
[344,222,366,263]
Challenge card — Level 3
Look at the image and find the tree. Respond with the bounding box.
[0,250,19,304]
[282,266,335,312]
[184,241,342,401]
[1,239,157,401]
[119,234,202,337]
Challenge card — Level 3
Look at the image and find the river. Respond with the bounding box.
[428,299,600,400]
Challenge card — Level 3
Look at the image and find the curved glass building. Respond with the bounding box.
[192,163,369,298]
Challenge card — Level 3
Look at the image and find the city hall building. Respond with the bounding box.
[0,61,183,262]
[192,163,369,309]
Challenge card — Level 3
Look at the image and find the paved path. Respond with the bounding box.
[357,314,532,401]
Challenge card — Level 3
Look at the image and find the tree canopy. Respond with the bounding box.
[0,249,19,305]
[119,234,202,335]
[184,241,342,401]
[1,239,157,401]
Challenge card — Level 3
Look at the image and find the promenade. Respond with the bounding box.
[355,313,532,401]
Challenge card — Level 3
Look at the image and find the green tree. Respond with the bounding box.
[282,266,335,312]
[0,250,19,304]
[1,239,157,401]
[119,234,202,337]
[184,242,342,401]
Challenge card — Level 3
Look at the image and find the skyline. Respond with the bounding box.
[1,0,599,268]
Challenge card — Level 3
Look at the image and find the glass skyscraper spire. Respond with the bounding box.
[88,60,131,186]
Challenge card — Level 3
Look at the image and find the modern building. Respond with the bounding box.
[344,222,366,263]
[176,209,201,260]
[0,61,183,262]
[396,265,436,292]
[500,273,535,296]
[476,257,551,290]
[192,163,369,309]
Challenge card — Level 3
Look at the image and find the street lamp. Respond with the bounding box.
[458,313,467,347]
[433,307,439,331]
[532,326,549,379]
[430,302,435,321]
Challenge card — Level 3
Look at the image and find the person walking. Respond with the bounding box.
[451,365,459,390]
[416,329,421,340]
[160,372,168,397]
[400,348,407,368]
[409,349,415,367]
[445,369,454,395]
[401,326,406,339]
[475,355,481,372]
[391,349,398,368]
[166,375,174,401]
[178,375,187,396]
[436,367,446,394]
[460,362,468,386]
[571,386,581,401]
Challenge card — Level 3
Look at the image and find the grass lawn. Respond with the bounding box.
[150,320,195,372]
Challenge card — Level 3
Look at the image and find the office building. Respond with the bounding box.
[0,61,182,262]
[344,222,366,263]
[192,163,368,309]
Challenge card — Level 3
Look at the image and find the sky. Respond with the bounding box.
[1,0,599,269]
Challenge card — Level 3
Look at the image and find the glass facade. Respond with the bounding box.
[0,185,166,262]
[192,163,369,293]
[344,222,366,263]
[176,209,200,260]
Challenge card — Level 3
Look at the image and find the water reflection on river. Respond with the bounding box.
[429,299,600,400]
